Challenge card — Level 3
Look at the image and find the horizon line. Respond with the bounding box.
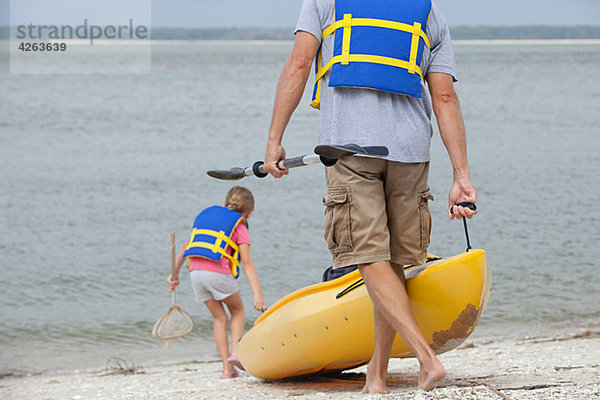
[1,23,600,29]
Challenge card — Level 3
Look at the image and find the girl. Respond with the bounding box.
[167,186,266,378]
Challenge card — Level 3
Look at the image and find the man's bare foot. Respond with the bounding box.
[417,359,446,391]
[362,362,389,394]
[362,380,389,394]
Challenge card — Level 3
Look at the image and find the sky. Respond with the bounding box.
[2,0,599,28]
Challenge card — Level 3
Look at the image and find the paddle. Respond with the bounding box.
[207,143,389,181]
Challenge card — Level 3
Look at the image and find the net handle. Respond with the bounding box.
[171,231,177,306]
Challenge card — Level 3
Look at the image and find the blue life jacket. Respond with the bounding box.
[311,0,432,109]
[183,206,247,279]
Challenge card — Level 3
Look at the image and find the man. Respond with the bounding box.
[263,0,477,393]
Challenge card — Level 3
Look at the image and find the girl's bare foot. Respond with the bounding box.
[222,362,236,377]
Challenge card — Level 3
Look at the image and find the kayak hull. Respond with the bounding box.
[236,249,491,380]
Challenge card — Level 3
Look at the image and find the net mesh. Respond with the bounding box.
[152,304,194,340]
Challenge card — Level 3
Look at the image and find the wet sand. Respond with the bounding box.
[2,331,599,400]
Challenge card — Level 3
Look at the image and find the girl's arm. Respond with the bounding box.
[167,239,189,291]
[239,244,267,311]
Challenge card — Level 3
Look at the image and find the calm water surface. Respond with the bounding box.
[0,41,599,373]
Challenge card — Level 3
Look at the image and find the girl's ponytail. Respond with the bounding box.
[225,186,254,215]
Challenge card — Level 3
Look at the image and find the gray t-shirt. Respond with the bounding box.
[295,0,457,162]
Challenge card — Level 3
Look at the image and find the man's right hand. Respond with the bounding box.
[448,176,477,220]
[263,142,289,178]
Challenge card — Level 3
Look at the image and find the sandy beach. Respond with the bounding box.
[2,331,599,400]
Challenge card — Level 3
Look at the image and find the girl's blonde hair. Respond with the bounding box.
[225,186,254,215]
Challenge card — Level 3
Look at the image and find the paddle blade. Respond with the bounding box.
[206,167,246,181]
[314,144,389,158]
[360,146,389,157]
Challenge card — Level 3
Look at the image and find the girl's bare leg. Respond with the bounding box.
[204,299,235,376]
[222,292,245,357]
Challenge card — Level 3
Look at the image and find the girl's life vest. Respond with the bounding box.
[311,0,432,109]
[183,206,247,279]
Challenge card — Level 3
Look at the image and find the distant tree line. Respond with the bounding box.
[151,26,600,40]
[150,27,295,40]
[2,25,599,40]
[449,25,600,40]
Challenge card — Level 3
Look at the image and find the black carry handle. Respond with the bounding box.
[452,202,477,213]
[451,202,477,252]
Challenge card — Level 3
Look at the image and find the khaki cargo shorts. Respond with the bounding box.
[323,156,433,268]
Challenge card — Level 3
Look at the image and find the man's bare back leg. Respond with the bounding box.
[361,306,396,394]
[358,261,446,393]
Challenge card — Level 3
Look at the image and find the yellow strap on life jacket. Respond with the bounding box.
[316,54,425,82]
[186,228,241,270]
[322,16,431,47]
[408,22,422,74]
[310,48,324,109]
[311,14,431,109]
[341,13,352,65]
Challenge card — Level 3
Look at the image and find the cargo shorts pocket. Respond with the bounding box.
[322,186,353,255]
[419,188,434,251]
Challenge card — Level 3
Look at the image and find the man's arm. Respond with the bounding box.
[264,31,320,178]
[427,72,477,220]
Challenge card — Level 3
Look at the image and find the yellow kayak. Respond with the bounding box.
[236,249,491,380]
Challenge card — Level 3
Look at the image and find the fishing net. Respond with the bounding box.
[152,291,194,341]
[152,232,194,347]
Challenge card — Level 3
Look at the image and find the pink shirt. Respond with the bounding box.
[188,223,251,274]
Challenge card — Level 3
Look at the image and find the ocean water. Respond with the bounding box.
[1,41,599,374]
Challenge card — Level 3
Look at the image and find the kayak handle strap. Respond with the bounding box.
[451,202,477,252]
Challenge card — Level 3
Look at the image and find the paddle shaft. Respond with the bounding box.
[207,144,389,181]
[245,154,321,178]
